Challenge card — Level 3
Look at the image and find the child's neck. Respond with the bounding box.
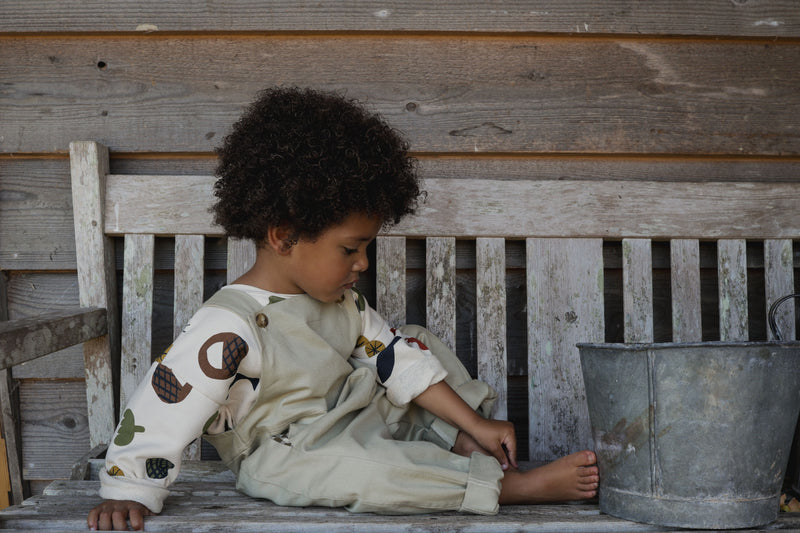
[232,248,301,295]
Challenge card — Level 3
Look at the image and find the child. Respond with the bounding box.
[87,87,599,531]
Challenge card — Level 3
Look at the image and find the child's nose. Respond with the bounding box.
[353,252,369,272]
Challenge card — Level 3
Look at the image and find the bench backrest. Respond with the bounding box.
[70,141,798,463]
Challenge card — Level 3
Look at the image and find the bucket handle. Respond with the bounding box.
[768,294,800,341]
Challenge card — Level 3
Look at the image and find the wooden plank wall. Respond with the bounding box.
[1,1,800,493]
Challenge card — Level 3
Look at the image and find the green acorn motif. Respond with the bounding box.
[114,409,145,446]
[145,457,175,479]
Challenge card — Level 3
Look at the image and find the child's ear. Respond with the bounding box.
[267,226,295,255]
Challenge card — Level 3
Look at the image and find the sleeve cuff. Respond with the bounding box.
[98,469,170,514]
[384,357,448,407]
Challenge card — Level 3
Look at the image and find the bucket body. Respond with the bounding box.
[578,342,800,529]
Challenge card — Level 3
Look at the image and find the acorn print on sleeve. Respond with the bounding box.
[198,332,249,380]
[145,458,175,479]
[152,363,193,404]
[114,409,145,446]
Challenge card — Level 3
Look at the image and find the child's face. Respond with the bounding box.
[283,212,382,303]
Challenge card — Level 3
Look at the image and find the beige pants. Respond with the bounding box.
[229,326,504,515]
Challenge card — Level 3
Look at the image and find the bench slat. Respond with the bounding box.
[174,234,206,461]
[718,239,749,342]
[476,238,508,421]
[670,239,702,342]
[375,236,407,327]
[764,239,796,341]
[425,237,457,351]
[105,175,800,239]
[174,235,205,338]
[121,234,155,413]
[526,238,603,461]
[227,238,256,284]
[622,239,654,343]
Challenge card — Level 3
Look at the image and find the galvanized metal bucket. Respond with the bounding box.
[578,295,800,529]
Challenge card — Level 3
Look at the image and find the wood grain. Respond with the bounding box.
[526,238,603,462]
[718,239,749,341]
[3,38,799,155]
[476,238,508,420]
[425,237,457,351]
[764,239,795,341]
[670,239,702,342]
[0,308,106,369]
[69,141,117,449]
[4,157,800,270]
[622,239,653,343]
[102,175,800,239]
[375,236,407,328]
[120,233,154,413]
[2,0,799,37]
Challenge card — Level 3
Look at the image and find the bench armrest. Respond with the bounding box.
[0,307,107,370]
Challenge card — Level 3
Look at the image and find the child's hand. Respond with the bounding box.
[469,418,518,471]
[87,499,153,531]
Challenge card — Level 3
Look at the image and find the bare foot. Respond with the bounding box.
[499,450,599,504]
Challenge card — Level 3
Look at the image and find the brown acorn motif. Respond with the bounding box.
[151,363,193,404]
[107,466,125,477]
[198,332,249,380]
[145,457,175,479]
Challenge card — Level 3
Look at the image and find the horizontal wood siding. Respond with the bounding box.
[1,0,798,490]
[1,1,799,37]
[2,38,799,155]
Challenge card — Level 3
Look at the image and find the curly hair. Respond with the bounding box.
[212,87,421,244]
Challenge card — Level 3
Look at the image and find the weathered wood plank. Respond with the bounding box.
[476,238,508,421]
[670,239,702,343]
[718,239,749,342]
[24,477,800,533]
[764,239,795,341]
[375,236,406,328]
[527,238,603,462]
[18,380,89,481]
[102,175,800,239]
[3,38,799,155]
[173,235,205,461]
[68,141,116,449]
[425,237,456,351]
[5,157,800,270]
[226,239,256,284]
[0,309,106,370]
[120,234,154,413]
[622,239,653,343]
[2,0,799,37]
[173,235,204,337]
[4,273,88,380]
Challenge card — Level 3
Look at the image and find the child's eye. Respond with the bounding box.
[343,247,358,255]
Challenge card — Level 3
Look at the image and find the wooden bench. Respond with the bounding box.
[0,140,798,530]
